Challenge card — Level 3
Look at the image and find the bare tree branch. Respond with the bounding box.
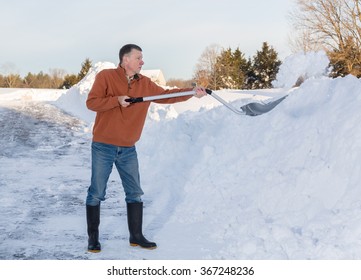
[290,0,361,77]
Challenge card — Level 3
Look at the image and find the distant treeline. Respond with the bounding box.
[167,42,282,90]
[192,42,281,90]
[0,58,92,89]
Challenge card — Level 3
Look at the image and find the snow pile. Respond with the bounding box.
[273,50,330,88]
[0,88,65,101]
[55,61,116,124]
[137,72,361,259]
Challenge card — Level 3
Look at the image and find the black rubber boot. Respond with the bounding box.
[127,202,157,249]
[86,204,101,253]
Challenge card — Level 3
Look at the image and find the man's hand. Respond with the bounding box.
[118,96,131,107]
[193,87,207,98]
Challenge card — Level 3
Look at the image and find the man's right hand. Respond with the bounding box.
[118,96,131,107]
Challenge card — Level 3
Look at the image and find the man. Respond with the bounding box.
[85,44,206,252]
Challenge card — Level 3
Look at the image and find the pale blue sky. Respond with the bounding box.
[0,0,295,80]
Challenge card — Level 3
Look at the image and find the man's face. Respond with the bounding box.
[123,49,144,76]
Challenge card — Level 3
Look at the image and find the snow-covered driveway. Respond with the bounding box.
[0,100,162,260]
[0,100,92,259]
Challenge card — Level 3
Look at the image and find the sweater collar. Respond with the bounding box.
[117,65,140,82]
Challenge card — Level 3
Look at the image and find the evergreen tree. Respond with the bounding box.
[60,58,93,88]
[213,47,249,89]
[78,58,92,81]
[61,74,78,89]
[250,42,281,89]
[244,57,256,89]
[214,47,234,89]
[23,72,37,88]
[232,47,249,89]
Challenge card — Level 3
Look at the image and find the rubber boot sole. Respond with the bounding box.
[130,243,157,250]
[88,249,101,253]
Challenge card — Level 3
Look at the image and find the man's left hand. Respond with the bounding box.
[193,87,207,98]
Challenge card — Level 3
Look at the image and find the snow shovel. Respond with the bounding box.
[239,95,287,116]
[125,89,286,116]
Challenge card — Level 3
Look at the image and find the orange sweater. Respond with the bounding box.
[86,66,193,147]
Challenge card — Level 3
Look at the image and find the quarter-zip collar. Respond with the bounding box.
[117,65,140,84]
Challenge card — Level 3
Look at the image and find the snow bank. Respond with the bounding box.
[137,72,361,259]
[54,61,116,124]
[0,88,65,101]
[273,51,330,88]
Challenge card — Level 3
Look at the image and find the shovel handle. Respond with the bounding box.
[125,97,144,103]
[125,88,212,104]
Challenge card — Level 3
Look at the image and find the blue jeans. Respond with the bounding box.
[86,142,144,206]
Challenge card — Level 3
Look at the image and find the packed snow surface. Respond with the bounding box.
[1,51,361,260]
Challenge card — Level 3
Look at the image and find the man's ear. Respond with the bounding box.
[122,54,130,65]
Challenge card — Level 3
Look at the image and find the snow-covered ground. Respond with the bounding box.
[1,51,361,260]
